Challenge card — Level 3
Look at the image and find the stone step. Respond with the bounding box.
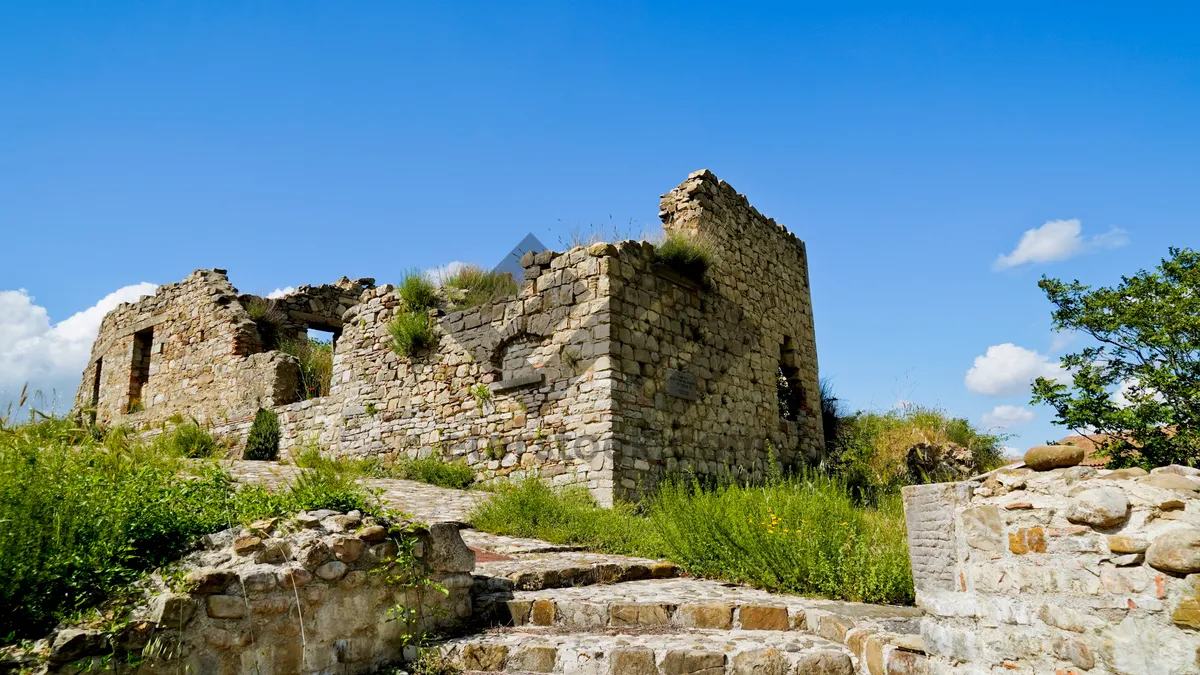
[436,627,857,674]
[480,578,920,639]
[472,551,681,596]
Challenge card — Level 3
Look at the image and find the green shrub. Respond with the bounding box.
[398,269,440,311]
[150,421,221,458]
[388,311,436,357]
[244,408,281,460]
[281,338,334,399]
[654,232,712,283]
[0,417,369,641]
[470,473,913,605]
[441,265,518,310]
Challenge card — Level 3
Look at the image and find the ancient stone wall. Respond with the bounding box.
[902,460,1200,674]
[74,269,298,427]
[76,171,824,506]
[42,511,475,675]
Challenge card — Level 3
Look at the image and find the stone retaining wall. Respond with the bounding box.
[42,511,475,675]
[902,460,1200,674]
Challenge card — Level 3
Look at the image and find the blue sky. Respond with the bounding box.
[2,3,1198,451]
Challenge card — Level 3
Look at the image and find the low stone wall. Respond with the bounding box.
[903,458,1200,674]
[40,511,476,675]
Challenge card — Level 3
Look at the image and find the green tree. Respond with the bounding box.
[1031,247,1200,468]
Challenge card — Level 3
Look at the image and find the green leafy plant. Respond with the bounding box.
[388,311,436,357]
[149,420,221,458]
[470,383,492,411]
[243,408,281,461]
[440,265,518,310]
[0,416,369,642]
[653,232,712,284]
[124,399,144,414]
[1032,247,1200,468]
[365,402,378,417]
[398,270,440,312]
[391,456,476,490]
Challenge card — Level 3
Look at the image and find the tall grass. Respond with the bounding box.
[653,232,713,283]
[398,269,440,312]
[440,265,518,310]
[294,446,476,490]
[280,337,333,399]
[389,311,436,357]
[0,417,369,641]
[471,473,913,605]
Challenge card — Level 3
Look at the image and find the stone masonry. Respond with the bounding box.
[903,457,1200,674]
[73,170,823,505]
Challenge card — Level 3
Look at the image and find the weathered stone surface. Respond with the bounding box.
[49,629,106,662]
[1008,527,1046,554]
[1023,444,1084,470]
[206,595,247,619]
[530,599,556,626]
[677,603,734,629]
[731,647,789,675]
[740,605,789,630]
[1052,636,1095,670]
[793,651,854,675]
[425,522,475,573]
[185,567,236,594]
[1146,527,1200,574]
[1066,487,1130,528]
[508,646,557,672]
[277,565,313,588]
[315,560,348,581]
[459,643,507,671]
[1101,467,1148,480]
[1140,473,1200,494]
[1108,535,1150,554]
[660,649,725,675]
[151,593,196,627]
[232,535,263,556]
[357,524,388,542]
[332,535,364,563]
[611,602,673,627]
[610,648,657,675]
[961,505,1004,553]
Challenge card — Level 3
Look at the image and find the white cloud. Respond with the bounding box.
[993,219,1128,270]
[982,404,1035,429]
[267,287,296,299]
[965,343,1067,396]
[0,283,157,412]
[425,261,471,286]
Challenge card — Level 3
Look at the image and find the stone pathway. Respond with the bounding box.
[220,460,931,674]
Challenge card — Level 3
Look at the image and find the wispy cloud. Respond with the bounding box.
[993,219,1128,270]
[982,404,1035,429]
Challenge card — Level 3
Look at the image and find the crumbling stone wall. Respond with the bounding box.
[607,170,823,496]
[76,171,824,506]
[902,460,1200,674]
[74,270,297,427]
[41,511,475,675]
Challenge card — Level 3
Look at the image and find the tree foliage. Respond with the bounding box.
[1031,247,1200,468]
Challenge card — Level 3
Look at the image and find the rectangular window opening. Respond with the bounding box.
[128,328,153,410]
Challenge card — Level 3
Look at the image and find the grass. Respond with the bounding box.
[0,416,369,642]
[294,445,476,490]
[280,337,334,399]
[245,296,287,349]
[441,265,518,310]
[653,232,712,284]
[149,418,223,458]
[471,473,913,605]
[389,311,436,357]
[399,269,440,312]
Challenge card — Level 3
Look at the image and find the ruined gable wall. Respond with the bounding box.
[903,465,1200,674]
[74,269,298,427]
[607,170,823,497]
[287,247,619,501]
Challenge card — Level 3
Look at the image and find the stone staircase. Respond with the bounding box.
[224,461,931,674]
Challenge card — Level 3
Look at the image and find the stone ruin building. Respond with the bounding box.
[73,170,823,505]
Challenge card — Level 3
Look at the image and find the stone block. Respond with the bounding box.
[677,602,734,629]
[459,643,507,671]
[609,648,657,675]
[509,646,557,672]
[739,605,789,630]
[151,593,196,628]
[206,595,247,619]
[731,648,788,675]
[793,650,854,675]
[660,649,724,674]
[530,599,556,626]
[1008,527,1046,554]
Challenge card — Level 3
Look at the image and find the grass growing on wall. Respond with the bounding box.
[399,269,440,311]
[471,473,913,605]
[0,417,369,642]
[441,265,518,310]
[653,232,713,284]
[294,446,476,490]
[388,311,436,357]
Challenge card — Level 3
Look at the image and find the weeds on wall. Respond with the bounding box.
[389,312,436,358]
[280,338,333,399]
[440,265,518,310]
[653,232,713,284]
[558,217,650,249]
[294,445,476,490]
[0,416,369,642]
[244,408,281,460]
[398,270,440,312]
[246,297,287,349]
